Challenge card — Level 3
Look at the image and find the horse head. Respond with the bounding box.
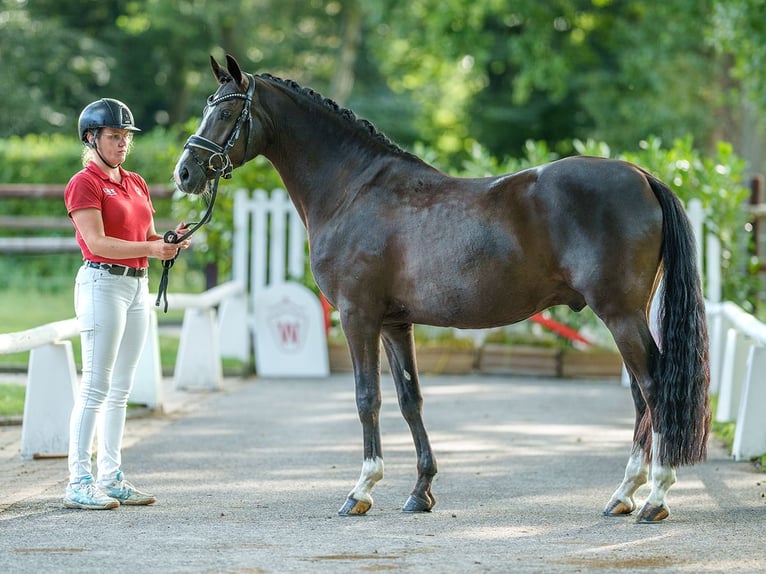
[173,55,264,195]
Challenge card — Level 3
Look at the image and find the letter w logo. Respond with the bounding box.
[276,321,301,348]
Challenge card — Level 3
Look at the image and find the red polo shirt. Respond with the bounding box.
[64,161,155,269]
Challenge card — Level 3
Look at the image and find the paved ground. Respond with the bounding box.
[1,373,764,573]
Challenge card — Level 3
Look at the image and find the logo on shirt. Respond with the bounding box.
[103,188,117,196]
[134,186,143,196]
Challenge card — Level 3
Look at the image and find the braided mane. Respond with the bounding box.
[257,73,417,160]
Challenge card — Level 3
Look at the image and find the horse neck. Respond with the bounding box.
[255,80,434,227]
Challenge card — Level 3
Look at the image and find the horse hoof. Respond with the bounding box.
[636,502,669,523]
[402,494,434,513]
[603,497,636,516]
[338,497,372,516]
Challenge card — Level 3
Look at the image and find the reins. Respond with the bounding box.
[155,73,256,312]
[154,172,222,312]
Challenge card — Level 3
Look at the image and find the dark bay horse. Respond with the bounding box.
[173,55,710,523]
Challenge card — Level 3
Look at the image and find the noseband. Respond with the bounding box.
[183,71,257,180]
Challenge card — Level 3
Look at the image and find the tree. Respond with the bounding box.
[2,0,765,175]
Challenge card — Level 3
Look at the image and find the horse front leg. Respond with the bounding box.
[382,323,437,512]
[604,358,675,522]
[338,317,385,516]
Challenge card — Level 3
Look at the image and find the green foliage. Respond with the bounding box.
[621,137,758,308]
[3,0,766,175]
[1,127,756,308]
[0,134,82,183]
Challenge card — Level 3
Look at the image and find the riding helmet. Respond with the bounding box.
[78,98,141,143]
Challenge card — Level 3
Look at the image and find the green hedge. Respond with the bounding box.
[0,130,758,311]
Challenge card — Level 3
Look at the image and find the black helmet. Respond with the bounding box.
[78,98,141,143]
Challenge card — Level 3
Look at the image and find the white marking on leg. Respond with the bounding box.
[645,431,676,506]
[348,456,384,504]
[609,447,649,509]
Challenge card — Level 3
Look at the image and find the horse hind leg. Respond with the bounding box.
[636,431,677,522]
[382,323,437,512]
[604,372,650,516]
[602,311,675,522]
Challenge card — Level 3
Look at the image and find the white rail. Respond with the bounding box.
[1,281,247,459]
[156,281,249,391]
[706,301,766,461]
[0,318,79,354]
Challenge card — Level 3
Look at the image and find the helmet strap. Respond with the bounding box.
[91,131,121,169]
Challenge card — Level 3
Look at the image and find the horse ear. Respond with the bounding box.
[210,55,229,85]
[225,54,244,85]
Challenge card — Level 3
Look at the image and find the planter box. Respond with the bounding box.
[330,342,623,379]
[328,343,353,373]
[411,346,477,375]
[328,343,476,375]
[478,344,560,377]
[560,348,623,379]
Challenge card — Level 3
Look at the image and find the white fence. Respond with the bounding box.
[686,198,766,461]
[2,191,765,461]
[231,188,328,377]
[0,283,247,459]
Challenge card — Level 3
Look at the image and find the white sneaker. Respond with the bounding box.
[100,471,156,506]
[64,476,119,510]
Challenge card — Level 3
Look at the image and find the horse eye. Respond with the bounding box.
[219,110,232,120]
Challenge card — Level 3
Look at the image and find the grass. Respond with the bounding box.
[0,287,187,370]
[0,384,25,417]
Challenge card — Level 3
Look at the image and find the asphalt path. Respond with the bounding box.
[1,373,764,573]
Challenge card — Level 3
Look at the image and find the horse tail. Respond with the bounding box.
[646,174,711,466]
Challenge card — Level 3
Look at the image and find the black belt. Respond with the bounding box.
[85,261,147,278]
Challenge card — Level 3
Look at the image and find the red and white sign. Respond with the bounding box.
[253,282,329,377]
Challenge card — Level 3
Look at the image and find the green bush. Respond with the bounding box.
[0,130,758,311]
[0,126,301,291]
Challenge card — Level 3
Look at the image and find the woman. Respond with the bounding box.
[63,98,190,510]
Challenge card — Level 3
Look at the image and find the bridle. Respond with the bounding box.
[183,71,257,182]
[155,72,256,312]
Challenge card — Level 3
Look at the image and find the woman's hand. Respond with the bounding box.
[173,222,193,250]
[151,223,192,261]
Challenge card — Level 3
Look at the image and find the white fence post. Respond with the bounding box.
[716,328,750,423]
[706,233,722,304]
[232,189,251,287]
[707,304,723,395]
[173,307,223,391]
[20,341,78,459]
[131,311,163,409]
[732,345,766,460]
[218,291,250,362]
[231,188,325,377]
[686,198,704,278]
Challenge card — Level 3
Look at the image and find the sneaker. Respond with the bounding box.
[100,471,156,506]
[64,476,119,510]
